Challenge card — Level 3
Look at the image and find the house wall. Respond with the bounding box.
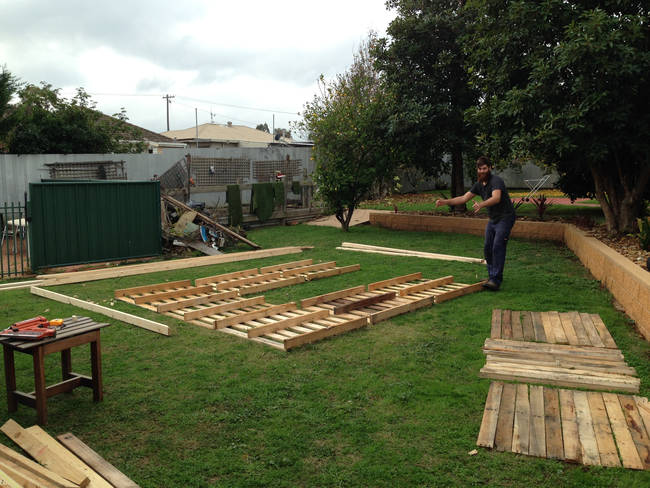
[0,146,314,204]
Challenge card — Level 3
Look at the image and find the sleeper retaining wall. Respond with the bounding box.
[369,212,650,341]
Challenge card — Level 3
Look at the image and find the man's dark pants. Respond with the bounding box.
[484,214,516,286]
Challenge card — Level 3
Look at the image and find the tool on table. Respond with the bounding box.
[0,316,61,340]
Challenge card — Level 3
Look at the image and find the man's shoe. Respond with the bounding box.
[483,280,500,291]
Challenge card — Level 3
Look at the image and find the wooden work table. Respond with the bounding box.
[1,316,110,424]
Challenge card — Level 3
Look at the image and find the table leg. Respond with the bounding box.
[32,347,47,425]
[90,336,103,402]
[3,345,17,412]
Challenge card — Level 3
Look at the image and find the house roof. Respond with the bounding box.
[99,114,177,143]
[162,123,276,144]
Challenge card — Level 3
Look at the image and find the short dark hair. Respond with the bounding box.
[476,156,491,168]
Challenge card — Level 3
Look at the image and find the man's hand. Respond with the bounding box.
[472,201,482,213]
[435,199,445,207]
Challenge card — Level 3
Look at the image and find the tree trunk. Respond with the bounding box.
[591,163,650,233]
[451,148,465,213]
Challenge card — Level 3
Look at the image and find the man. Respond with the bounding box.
[435,156,516,291]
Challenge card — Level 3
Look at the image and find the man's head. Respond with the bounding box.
[476,156,492,183]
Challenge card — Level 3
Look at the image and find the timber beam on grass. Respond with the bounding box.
[477,382,650,470]
[30,287,171,336]
[162,193,260,249]
[338,242,486,264]
[35,246,311,286]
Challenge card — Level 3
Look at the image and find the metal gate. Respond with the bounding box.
[1,201,29,279]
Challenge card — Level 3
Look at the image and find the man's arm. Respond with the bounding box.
[471,189,501,213]
[435,191,476,208]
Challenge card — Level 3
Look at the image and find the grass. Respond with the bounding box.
[1,224,649,487]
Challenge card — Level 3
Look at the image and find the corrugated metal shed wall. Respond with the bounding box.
[29,181,161,270]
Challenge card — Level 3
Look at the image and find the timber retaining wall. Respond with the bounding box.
[370,212,650,341]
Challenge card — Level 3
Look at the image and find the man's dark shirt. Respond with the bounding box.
[470,173,516,223]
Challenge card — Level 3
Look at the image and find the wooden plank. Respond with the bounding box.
[281,261,336,276]
[0,420,89,487]
[635,396,650,437]
[494,383,516,452]
[543,388,564,459]
[528,385,546,457]
[477,381,504,448]
[369,301,414,324]
[37,247,308,286]
[114,279,191,298]
[30,287,170,336]
[548,311,568,344]
[483,338,625,360]
[156,290,239,313]
[0,466,21,488]
[501,310,512,340]
[618,394,650,469]
[491,309,502,339]
[511,311,524,341]
[572,391,601,466]
[531,311,547,342]
[247,309,331,338]
[259,259,313,274]
[397,276,454,296]
[332,292,396,315]
[182,296,266,321]
[367,273,423,291]
[0,444,76,488]
[339,242,485,263]
[484,354,637,376]
[540,312,556,344]
[283,315,368,350]
[568,311,591,346]
[306,264,360,281]
[132,285,215,304]
[559,312,580,346]
[602,392,644,469]
[580,313,605,348]
[301,286,366,308]
[434,281,485,304]
[586,392,621,467]
[558,389,581,463]
[216,302,298,329]
[238,275,305,295]
[512,383,530,454]
[521,311,535,341]
[57,432,140,488]
[162,194,260,249]
[194,268,259,286]
[589,314,617,349]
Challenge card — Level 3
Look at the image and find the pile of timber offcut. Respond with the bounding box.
[477,382,650,470]
[336,242,485,264]
[480,338,640,393]
[0,419,139,487]
[490,309,618,348]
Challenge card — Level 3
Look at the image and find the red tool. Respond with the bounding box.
[1,316,58,340]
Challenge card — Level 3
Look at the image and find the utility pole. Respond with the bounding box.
[162,94,175,131]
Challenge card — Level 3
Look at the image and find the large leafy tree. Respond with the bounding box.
[464,0,650,233]
[0,65,20,147]
[6,83,145,154]
[299,36,398,231]
[375,0,478,209]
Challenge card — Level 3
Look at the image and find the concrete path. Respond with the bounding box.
[307,209,392,228]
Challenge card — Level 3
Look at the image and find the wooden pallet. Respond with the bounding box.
[490,310,617,348]
[480,338,640,393]
[194,259,360,295]
[477,382,650,470]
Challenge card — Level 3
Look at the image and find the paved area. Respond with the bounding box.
[307,209,392,228]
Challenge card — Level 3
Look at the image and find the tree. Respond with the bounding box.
[0,65,20,147]
[273,128,292,140]
[464,1,650,233]
[299,35,399,231]
[375,0,479,211]
[6,83,145,154]
[256,122,270,133]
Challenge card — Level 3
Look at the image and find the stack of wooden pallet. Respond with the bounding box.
[477,309,649,471]
[477,382,650,469]
[0,419,138,487]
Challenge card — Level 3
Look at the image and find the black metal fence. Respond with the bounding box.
[1,201,29,279]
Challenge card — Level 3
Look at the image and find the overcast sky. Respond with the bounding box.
[0,0,395,138]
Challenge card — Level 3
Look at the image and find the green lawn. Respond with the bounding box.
[1,224,649,487]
